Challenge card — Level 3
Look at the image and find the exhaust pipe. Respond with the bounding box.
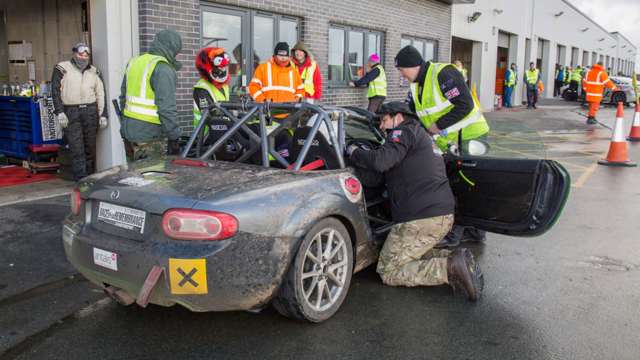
[104,285,135,306]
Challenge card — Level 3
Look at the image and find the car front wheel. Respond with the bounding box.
[611,92,626,106]
[272,218,353,323]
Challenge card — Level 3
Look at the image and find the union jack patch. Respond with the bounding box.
[391,130,402,143]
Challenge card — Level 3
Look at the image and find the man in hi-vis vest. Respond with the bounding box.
[395,45,490,248]
[192,47,230,130]
[119,30,183,161]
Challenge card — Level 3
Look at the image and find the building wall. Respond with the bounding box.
[137,0,453,133]
[452,0,638,109]
[0,0,87,84]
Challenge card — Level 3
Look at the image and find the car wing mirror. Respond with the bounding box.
[466,139,490,156]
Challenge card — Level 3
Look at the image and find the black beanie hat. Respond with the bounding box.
[395,45,424,68]
[274,42,290,56]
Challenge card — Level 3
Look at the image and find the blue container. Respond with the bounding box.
[0,96,62,159]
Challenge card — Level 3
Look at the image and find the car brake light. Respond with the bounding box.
[70,188,82,216]
[344,177,361,195]
[162,209,238,241]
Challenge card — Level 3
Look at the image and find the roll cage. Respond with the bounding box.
[180,101,382,171]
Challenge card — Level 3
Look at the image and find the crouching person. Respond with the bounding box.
[346,101,483,301]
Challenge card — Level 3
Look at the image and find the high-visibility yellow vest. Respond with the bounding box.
[505,69,516,87]
[123,54,169,124]
[300,61,317,96]
[571,70,583,82]
[366,64,387,98]
[525,69,540,85]
[411,62,489,151]
[193,79,229,129]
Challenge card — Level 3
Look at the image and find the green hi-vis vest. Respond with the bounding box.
[411,62,489,151]
[193,79,230,129]
[505,69,516,87]
[123,54,169,124]
[300,61,317,96]
[366,64,387,98]
[571,70,583,82]
[525,69,540,85]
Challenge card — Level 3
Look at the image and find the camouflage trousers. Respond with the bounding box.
[377,214,454,287]
[124,139,167,162]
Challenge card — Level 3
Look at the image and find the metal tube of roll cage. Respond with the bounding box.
[338,112,345,154]
[293,111,326,171]
[198,106,259,160]
[212,103,262,145]
[180,111,209,158]
[322,113,345,169]
[258,108,269,167]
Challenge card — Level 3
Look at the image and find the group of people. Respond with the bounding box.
[52,29,491,301]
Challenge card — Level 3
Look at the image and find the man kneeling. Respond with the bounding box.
[347,102,483,301]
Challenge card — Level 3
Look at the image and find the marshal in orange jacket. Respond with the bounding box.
[249,58,305,103]
[583,64,617,103]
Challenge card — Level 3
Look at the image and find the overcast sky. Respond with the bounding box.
[570,0,640,72]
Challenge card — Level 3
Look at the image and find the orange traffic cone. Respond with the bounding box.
[598,102,637,167]
[627,102,640,142]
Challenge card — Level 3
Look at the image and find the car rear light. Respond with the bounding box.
[162,209,238,241]
[70,188,82,216]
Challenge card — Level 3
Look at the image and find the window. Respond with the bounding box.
[328,25,383,83]
[401,36,438,62]
[201,5,300,95]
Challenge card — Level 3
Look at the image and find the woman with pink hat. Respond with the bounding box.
[349,53,387,113]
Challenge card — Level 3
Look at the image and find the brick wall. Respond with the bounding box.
[138,0,452,133]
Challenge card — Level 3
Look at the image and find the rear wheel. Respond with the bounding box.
[273,218,353,322]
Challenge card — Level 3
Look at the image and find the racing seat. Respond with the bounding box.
[289,126,341,170]
[202,118,255,162]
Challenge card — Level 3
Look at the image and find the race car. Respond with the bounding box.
[62,102,570,322]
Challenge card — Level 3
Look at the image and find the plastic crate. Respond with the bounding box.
[0,96,61,159]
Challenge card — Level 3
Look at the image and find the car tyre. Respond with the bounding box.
[272,218,353,323]
[611,92,626,107]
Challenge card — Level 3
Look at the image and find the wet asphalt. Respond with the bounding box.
[1,101,640,360]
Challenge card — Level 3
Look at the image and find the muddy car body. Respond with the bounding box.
[63,102,570,322]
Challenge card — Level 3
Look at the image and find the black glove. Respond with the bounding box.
[167,139,181,155]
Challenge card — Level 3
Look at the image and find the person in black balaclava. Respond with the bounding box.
[51,43,108,181]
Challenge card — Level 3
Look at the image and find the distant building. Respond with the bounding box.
[451,0,638,109]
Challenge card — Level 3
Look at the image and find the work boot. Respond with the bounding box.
[586,116,598,125]
[447,248,484,302]
[435,227,462,249]
[460,227,487,243]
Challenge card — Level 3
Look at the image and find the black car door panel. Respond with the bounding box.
[446,156,570,237]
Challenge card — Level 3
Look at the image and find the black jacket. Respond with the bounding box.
[350,117,455,222]
[407,62,474,130]
[353,64,381,89]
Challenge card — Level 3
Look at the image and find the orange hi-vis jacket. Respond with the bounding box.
[583,64,616,103]
[249,58,305,103]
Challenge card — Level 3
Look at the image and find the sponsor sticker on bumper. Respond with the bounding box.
[93,247,118,271]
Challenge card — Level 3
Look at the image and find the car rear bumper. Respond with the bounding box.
[62,217,296,312]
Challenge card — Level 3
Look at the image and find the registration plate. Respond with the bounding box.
[97,202,146,234]
[93,247,118,271]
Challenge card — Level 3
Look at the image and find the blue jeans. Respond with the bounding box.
[503,86,514,108]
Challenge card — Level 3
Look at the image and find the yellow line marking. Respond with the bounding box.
[572,163,598,188]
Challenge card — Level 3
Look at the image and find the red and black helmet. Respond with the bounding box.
[195,47,230,84]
